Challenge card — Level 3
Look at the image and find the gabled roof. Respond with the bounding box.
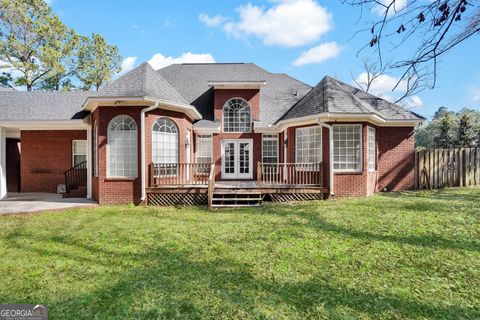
[97,62,187,105]
[157,63,311,126]
[278,76,425,123]
[0,91,91,121]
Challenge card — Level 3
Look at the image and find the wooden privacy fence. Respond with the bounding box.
[416,148,480,190]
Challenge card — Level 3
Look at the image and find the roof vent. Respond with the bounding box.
[294,90,299,97]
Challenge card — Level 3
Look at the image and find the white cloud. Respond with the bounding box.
[353,71,423,108]
[206,0,332,47]
[198,13,229,27]
[148,52,215,70]
[469,86,480,104]
[405,95,424,108]
[372,0,407,16]
[117,56,138,76]
[293,42,343,66]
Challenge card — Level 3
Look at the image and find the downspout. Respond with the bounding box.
[316,119,334,196]
[141,102,159,202]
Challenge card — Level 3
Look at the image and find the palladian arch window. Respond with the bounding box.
[223,98,251,133]
[107,115,137,177]
[152,118,179,175]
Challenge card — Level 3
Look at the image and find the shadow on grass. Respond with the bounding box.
[38,240,479,319]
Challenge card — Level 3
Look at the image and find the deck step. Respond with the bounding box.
[212,197,263,201]
[211,187,264,208]
[211,204,263,208]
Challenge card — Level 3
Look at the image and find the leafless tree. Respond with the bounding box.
[344,0,480,99]
[351,59,387,93]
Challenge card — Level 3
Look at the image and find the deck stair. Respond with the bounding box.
[210,183,264,208]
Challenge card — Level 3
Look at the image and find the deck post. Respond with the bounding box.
[257,161,262,186]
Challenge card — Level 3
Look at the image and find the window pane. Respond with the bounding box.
[107,115,138,177]
[295,127,322,168]
[368,127,376,170]
[333,125,362,171]
[223,98,251,133]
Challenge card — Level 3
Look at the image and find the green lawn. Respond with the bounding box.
[0,189,479,319]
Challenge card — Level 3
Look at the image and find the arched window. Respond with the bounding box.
[152,118,178,175]
[107,115,137,177]
[223,98,251,133]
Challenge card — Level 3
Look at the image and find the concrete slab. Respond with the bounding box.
[0,192,97,215]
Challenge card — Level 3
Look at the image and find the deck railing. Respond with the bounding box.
[149,163,212,187]
[257,162,324,186]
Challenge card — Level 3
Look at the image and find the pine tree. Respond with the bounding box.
[456,114,475,147]
[433,114,454,148]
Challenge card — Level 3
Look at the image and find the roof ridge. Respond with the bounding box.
[328,77,377,114]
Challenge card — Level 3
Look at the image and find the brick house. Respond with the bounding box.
[0,62,424,207]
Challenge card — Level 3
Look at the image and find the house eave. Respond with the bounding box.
[0,119,90,130]
[254,113,424,133]
[83,96,202,121]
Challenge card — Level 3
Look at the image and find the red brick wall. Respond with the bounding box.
[91,106,194,205]
[377,126,415,191]
[21,130,86,193]
[284,123,414,197]
[145,109,193,185]
[93,106,142,205]
[212,89,262,180]
[333,124,369,197]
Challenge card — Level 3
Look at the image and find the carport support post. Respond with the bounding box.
[0,127,6,200]
[86,127,92,199]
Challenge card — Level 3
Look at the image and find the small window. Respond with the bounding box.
[333,124,362,172]
[368,127,376,171]
[295,127,322,170]
[223,98,251,133]
[93,121,98,177]
[195,134,212,174]
[72,140,87,166]
[107,115,138,177]
[262,134,278,164]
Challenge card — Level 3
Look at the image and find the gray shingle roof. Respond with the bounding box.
[0,91,91,121]
[157,63,311,126]
[278,76,425,123]
[98,62,187,105]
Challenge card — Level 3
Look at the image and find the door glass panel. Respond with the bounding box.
[225,142,235,174]
[239,142,250,174]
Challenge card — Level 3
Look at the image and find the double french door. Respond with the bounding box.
[221,139,253,179]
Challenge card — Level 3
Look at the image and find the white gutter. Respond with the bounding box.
[254,112,424,133]
[141,102,159,202]
[316,119,334,196]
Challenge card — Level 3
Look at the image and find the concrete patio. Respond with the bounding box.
[0,193,97,215]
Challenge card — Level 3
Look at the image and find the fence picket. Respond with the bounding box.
[415,148,480,189]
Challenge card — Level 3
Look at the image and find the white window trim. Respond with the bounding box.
[195,134,212,175]
[295,126,323,171]
[93,121,98,177]
[222,97,252,133]
[368,126,376,172]
[261,134,279,164]
[72,139,87,167]
[333,124,363,173]
[152,118,179,177]
[107,115,138,179]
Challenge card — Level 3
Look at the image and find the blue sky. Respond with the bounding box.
[51,0,479,119]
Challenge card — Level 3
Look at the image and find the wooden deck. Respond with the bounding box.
[146,162,328,207]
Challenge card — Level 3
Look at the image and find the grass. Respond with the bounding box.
[0,188,479,319]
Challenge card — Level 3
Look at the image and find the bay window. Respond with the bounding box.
[107,115,138,177]
[195,134,212,174]
[295,126,322,169]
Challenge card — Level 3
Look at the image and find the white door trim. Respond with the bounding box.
[221,139,253,180]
